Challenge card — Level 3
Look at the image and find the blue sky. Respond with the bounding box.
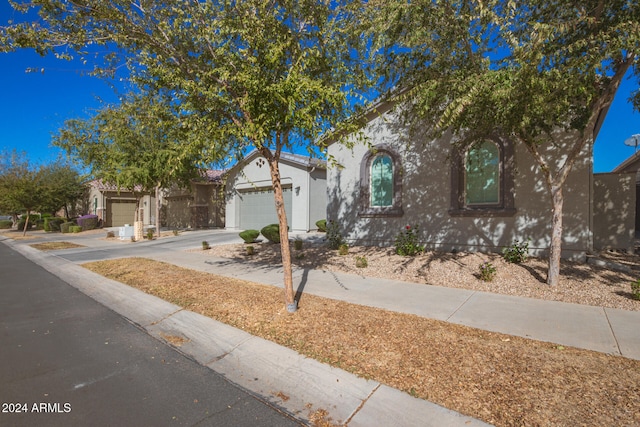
[1,2,639,172]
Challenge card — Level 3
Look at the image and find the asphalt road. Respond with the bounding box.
[0,242,301,427]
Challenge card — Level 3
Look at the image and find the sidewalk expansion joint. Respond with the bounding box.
[602,307,623,357]
[446,291,476,322]
[148,308,184,326]
[205,336,254,365]
[344,383,381,425]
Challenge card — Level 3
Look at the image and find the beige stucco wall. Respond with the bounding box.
[327,110,594,260]
[593,172,636,251]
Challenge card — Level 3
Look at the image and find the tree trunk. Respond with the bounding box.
[22,212,30,237]
[155,185,161,238]
[265,156,296,313]
[547,184,564,286]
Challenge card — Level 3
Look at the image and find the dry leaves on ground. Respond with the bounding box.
[84,257,640,427]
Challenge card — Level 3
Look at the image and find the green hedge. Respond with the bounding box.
[70,225,83,233]
[0,220,12,229]
[316,219,327,232]
[239,229,260,243]
[260,223,289,244]
[61,221,75,233]
[44,217,65,232]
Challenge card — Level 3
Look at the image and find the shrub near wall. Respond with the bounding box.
[261,224,282,243]
[61,221,76,234]
[0,220,12,229]
[76,214,99,231]
[44,217,65,232]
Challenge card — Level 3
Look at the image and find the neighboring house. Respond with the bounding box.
[326,102,635,260]
[610,152,640,238]
[88,180,155,227]
[225,150,326,233]
[162,170,225,229]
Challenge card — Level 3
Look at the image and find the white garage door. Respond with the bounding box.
[109,200,137,227]
[238,187,292,231]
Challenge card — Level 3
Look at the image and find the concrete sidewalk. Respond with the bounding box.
[4,232,640,425]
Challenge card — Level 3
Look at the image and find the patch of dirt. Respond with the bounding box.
[30,241,86,251]
[83,257,640,427]
[203,241,640,311]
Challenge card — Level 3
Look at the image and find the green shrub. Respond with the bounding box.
[44,217,65,232]
[246,245,255,255]
[326,220,344,249]
[202,241,211,250]
[239,229,260,243]
[146,228,155,240]
[61,221,75,233]
[355,256,368,268]
[503,239,529,264]
[479,262,497,282]
[294,238,303,250]
[70,225,83,233]
[0,220,12,229]
[395,225,424,256]
[316,219,327,232]
[261,224,282,244]
[631,280,640,301]
[338,243,349,255]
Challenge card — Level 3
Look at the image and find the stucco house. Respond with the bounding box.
[162,170,225,229]
[225,150,326,233]
[87,180,155,227]
[326,101,635,260]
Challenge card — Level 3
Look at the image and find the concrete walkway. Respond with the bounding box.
[3,230,639,426]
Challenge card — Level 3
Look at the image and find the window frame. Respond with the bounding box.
[450,136,516,217]
[359,145,403,218]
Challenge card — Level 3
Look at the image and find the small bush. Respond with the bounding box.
[44,217,65,232]
[106,230,115,238]
[355,256,368,268]
[479,262,497,282]
[338,243,349,255]
[70,225,83,233]
[76,214,99,231]
[395,225,424,256]
[316,219,327,232]
[631,280,640,301]
[246,245,255,256]
[172,229,179,236]
[202,241,211,250]
[0,220,12,229]
[326,220,344,249]
[239,229,260,243]
[261,224,282,244]
[61,221,75,233]
[294,238,303,250]
[503,239,529,264]
[146,228,155,240]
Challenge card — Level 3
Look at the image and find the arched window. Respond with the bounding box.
[370,154,393,207]
[359,145,403,217]
[450,137,515,217]
[465,141,500,206]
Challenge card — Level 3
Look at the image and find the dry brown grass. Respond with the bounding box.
[83,257,640,427]
[29,241,86,251]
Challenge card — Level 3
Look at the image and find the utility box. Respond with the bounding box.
[119,224,134,240]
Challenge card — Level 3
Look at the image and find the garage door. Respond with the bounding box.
[238,187,292,231]
[108,200,137,227]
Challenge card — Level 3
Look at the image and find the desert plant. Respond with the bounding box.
[631,279,640,301]
[395,225,424,256]
[479,262,497,282]
[246,245,255,256]
[60,221,75,233]
[172,229,179,236]
[338,243,349,255]
[239,229,260,243]
[294,237,303,250]
[76,214,99,231]
[202,240,210,250]
[146,228,155,240]
[316,219,327,232]
[355,256,368,268]
[261,224,282,243]
[326,220,344,249]
[106,230,115,238]
[503,239,529,264]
